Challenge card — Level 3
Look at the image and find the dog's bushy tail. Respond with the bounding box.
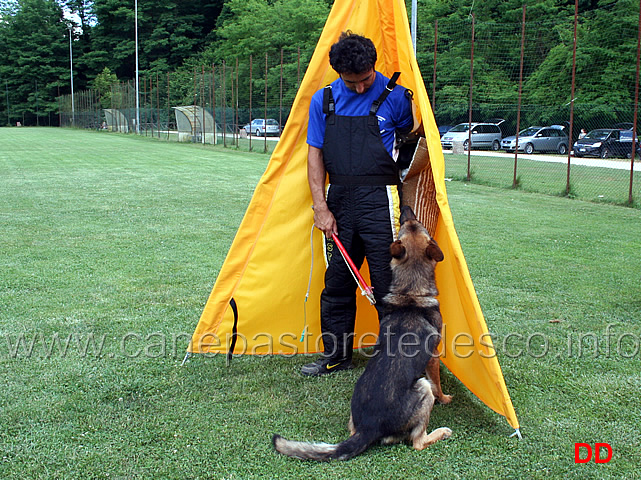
[272,432,374,461]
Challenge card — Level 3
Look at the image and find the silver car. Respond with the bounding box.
[501,125,569,155]
[441,122,502,151]
[242,118,280,137]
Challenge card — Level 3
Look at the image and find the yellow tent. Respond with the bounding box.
[188,0,520,432]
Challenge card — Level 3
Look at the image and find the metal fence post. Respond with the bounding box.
[249,55,253,151]
[167,72,171,140]
[280,48,284,139]
[297,47,301,89]
[203,66,207,144]
[223,60,227,148]
[513,4,527,189]
[211,63,218,145]
[629,0,641,205]
[432,19,437,111]
[6,80,10,126]
[264,52,268,153]
[567,0,579,197]
[192,67,197,142]
[467,13,475,182]
[235,57,239,148]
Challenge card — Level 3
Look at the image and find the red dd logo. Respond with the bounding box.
[574,443,613,464]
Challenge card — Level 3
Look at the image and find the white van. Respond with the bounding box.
[441,122,503,151]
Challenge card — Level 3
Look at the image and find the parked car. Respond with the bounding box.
[438,125,454,137]
[573,128,641,159]
[440,122,503,151]
[501,125,568,155]
[617,130,641,158]
[242,118,280,137]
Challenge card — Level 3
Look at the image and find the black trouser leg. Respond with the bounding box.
[320,234,364,361]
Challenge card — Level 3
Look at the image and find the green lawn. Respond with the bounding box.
[1,128,640,479]
[445,151,641,207]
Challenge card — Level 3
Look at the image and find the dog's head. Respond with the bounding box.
[390,206,444,265]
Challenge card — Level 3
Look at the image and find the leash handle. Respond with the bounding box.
[331,233,376,305]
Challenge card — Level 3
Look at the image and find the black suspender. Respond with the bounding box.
[323,86,335,124]
[323,71,401,119]
[369,72,400,116]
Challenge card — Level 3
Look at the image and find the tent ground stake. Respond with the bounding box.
[181,352,191,366]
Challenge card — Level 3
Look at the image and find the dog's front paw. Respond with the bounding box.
[437,394,453,405]
[437,427,452,440]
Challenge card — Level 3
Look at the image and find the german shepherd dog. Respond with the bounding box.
[272,206,451,461]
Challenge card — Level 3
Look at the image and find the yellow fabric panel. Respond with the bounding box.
[189,0,519,430]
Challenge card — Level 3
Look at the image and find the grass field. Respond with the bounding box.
[1,128,640,479]
[445,151,641,207]
[146,130,280,155]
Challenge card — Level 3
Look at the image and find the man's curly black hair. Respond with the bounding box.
[329,31,377,74]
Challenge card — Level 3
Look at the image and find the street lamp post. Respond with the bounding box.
[69,25,75,126]
[135,0,140,134]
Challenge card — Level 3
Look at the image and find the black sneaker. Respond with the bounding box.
[300,357,353,377]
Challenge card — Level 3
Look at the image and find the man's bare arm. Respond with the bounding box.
[307,145,337,236]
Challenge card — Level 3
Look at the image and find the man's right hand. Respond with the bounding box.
[313,204,338,237]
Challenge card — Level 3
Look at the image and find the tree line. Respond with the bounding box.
[0,0,638,127]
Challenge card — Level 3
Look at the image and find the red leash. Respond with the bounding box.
[331,233,376,305]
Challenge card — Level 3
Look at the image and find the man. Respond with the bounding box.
[302,32,414,376]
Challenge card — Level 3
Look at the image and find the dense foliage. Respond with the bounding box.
[0,0,639,126]
[0,0,70,124]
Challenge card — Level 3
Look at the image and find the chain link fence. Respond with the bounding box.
[57,50,304,155]
[423,9,641,206]
[57,9,641,207]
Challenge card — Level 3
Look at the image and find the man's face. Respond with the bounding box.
[340,69,376,94]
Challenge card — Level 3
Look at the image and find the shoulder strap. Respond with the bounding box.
[369,72,401,116]
[322,85,335,125]
[322,85,334,115]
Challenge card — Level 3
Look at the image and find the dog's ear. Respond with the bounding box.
[426,239,444,262]
[390,240,406,259]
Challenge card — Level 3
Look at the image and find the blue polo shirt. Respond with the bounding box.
[307,72,413,156]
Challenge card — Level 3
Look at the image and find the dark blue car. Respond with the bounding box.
[573,129,641,159]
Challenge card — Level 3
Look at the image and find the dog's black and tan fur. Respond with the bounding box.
[272,206,451,461]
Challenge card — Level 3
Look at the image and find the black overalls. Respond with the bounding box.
[320,73,404,362]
